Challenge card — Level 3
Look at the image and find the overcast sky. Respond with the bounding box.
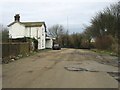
[0,0,118,33]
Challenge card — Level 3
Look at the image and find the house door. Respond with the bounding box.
[38,39,41,49]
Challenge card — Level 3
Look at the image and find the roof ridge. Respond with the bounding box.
[8,21,45,27]
[21,21,44,23]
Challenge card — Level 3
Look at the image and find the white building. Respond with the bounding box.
[8,14,53,49]
[90,38,96,43]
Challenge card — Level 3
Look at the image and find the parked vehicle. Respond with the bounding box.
[52,44,61,50]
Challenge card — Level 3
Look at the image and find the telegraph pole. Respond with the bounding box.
[67,16,69,31]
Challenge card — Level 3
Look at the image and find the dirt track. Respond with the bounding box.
[2,48,119,88]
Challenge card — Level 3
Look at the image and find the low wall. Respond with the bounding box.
[1,42,30,63]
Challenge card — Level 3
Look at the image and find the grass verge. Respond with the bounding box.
[91,49,118,56]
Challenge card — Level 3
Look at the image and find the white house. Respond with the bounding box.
[90,37,96,43]
[8,14,53,49]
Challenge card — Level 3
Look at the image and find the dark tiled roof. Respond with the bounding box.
[21,22,45,27]
[8,22,16,27]
[8,21,46,27]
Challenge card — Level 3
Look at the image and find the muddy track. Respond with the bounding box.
[3,48,118,88]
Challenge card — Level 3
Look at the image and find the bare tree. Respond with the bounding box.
[48,24,65,43]
[84,1,120,38]
[0,24,9,43]
[83,1,120,51]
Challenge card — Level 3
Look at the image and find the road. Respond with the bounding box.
[2,48,119,88]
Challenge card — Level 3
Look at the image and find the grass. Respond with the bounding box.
[91,49,118,56]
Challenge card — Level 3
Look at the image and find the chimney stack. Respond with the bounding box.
[14,14,20,22]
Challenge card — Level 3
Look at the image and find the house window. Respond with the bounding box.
[42,28,44,36]
[42,40,44,47]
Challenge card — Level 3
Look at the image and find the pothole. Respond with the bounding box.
[27,70,33,73]
[64,65,99,72]
[107,72,120,82]
[64,66,88,71]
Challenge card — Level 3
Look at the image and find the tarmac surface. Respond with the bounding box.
[2,48,119,88]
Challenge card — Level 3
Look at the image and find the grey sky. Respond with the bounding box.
[1,0,118,33]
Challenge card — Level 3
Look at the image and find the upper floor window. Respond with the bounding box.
[42,28,44,36]
[42,39,44,47]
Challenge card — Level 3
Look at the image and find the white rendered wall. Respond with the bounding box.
[25,25,46,50]
[40,25,46,49]
[9,22,25,38]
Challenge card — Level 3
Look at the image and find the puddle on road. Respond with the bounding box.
[64,66,88,72]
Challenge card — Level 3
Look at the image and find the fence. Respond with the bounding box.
[1,42,30,63]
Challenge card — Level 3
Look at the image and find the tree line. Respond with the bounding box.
[48,24,90,49]
[0,25,9,43]
[48,1,119,52]
[83,1,119,52]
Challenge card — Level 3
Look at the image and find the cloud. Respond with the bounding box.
[1,0,118,3]
[1,0,118,33]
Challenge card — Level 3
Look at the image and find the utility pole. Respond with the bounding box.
[66,16,69,48]
[67,16,69,31]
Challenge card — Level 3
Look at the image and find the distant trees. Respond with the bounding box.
[48,24,90,48]
[48,24,65,41]
[84,1,119,37]
[58,30,70,48]
[61,32,90,49]
[0,24,9,43]
[83,1,119,52]
[68,33,83,48]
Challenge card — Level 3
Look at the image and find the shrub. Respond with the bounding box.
[111,38,118,53]
[95,35,114,50]
[81,39,90,49]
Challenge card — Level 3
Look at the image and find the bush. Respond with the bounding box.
[111,38,118,53]
[1,28,9,43]
[81,39,90,49]
[95,35,114,50]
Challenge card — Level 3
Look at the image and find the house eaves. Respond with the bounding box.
[8,21,46,28]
